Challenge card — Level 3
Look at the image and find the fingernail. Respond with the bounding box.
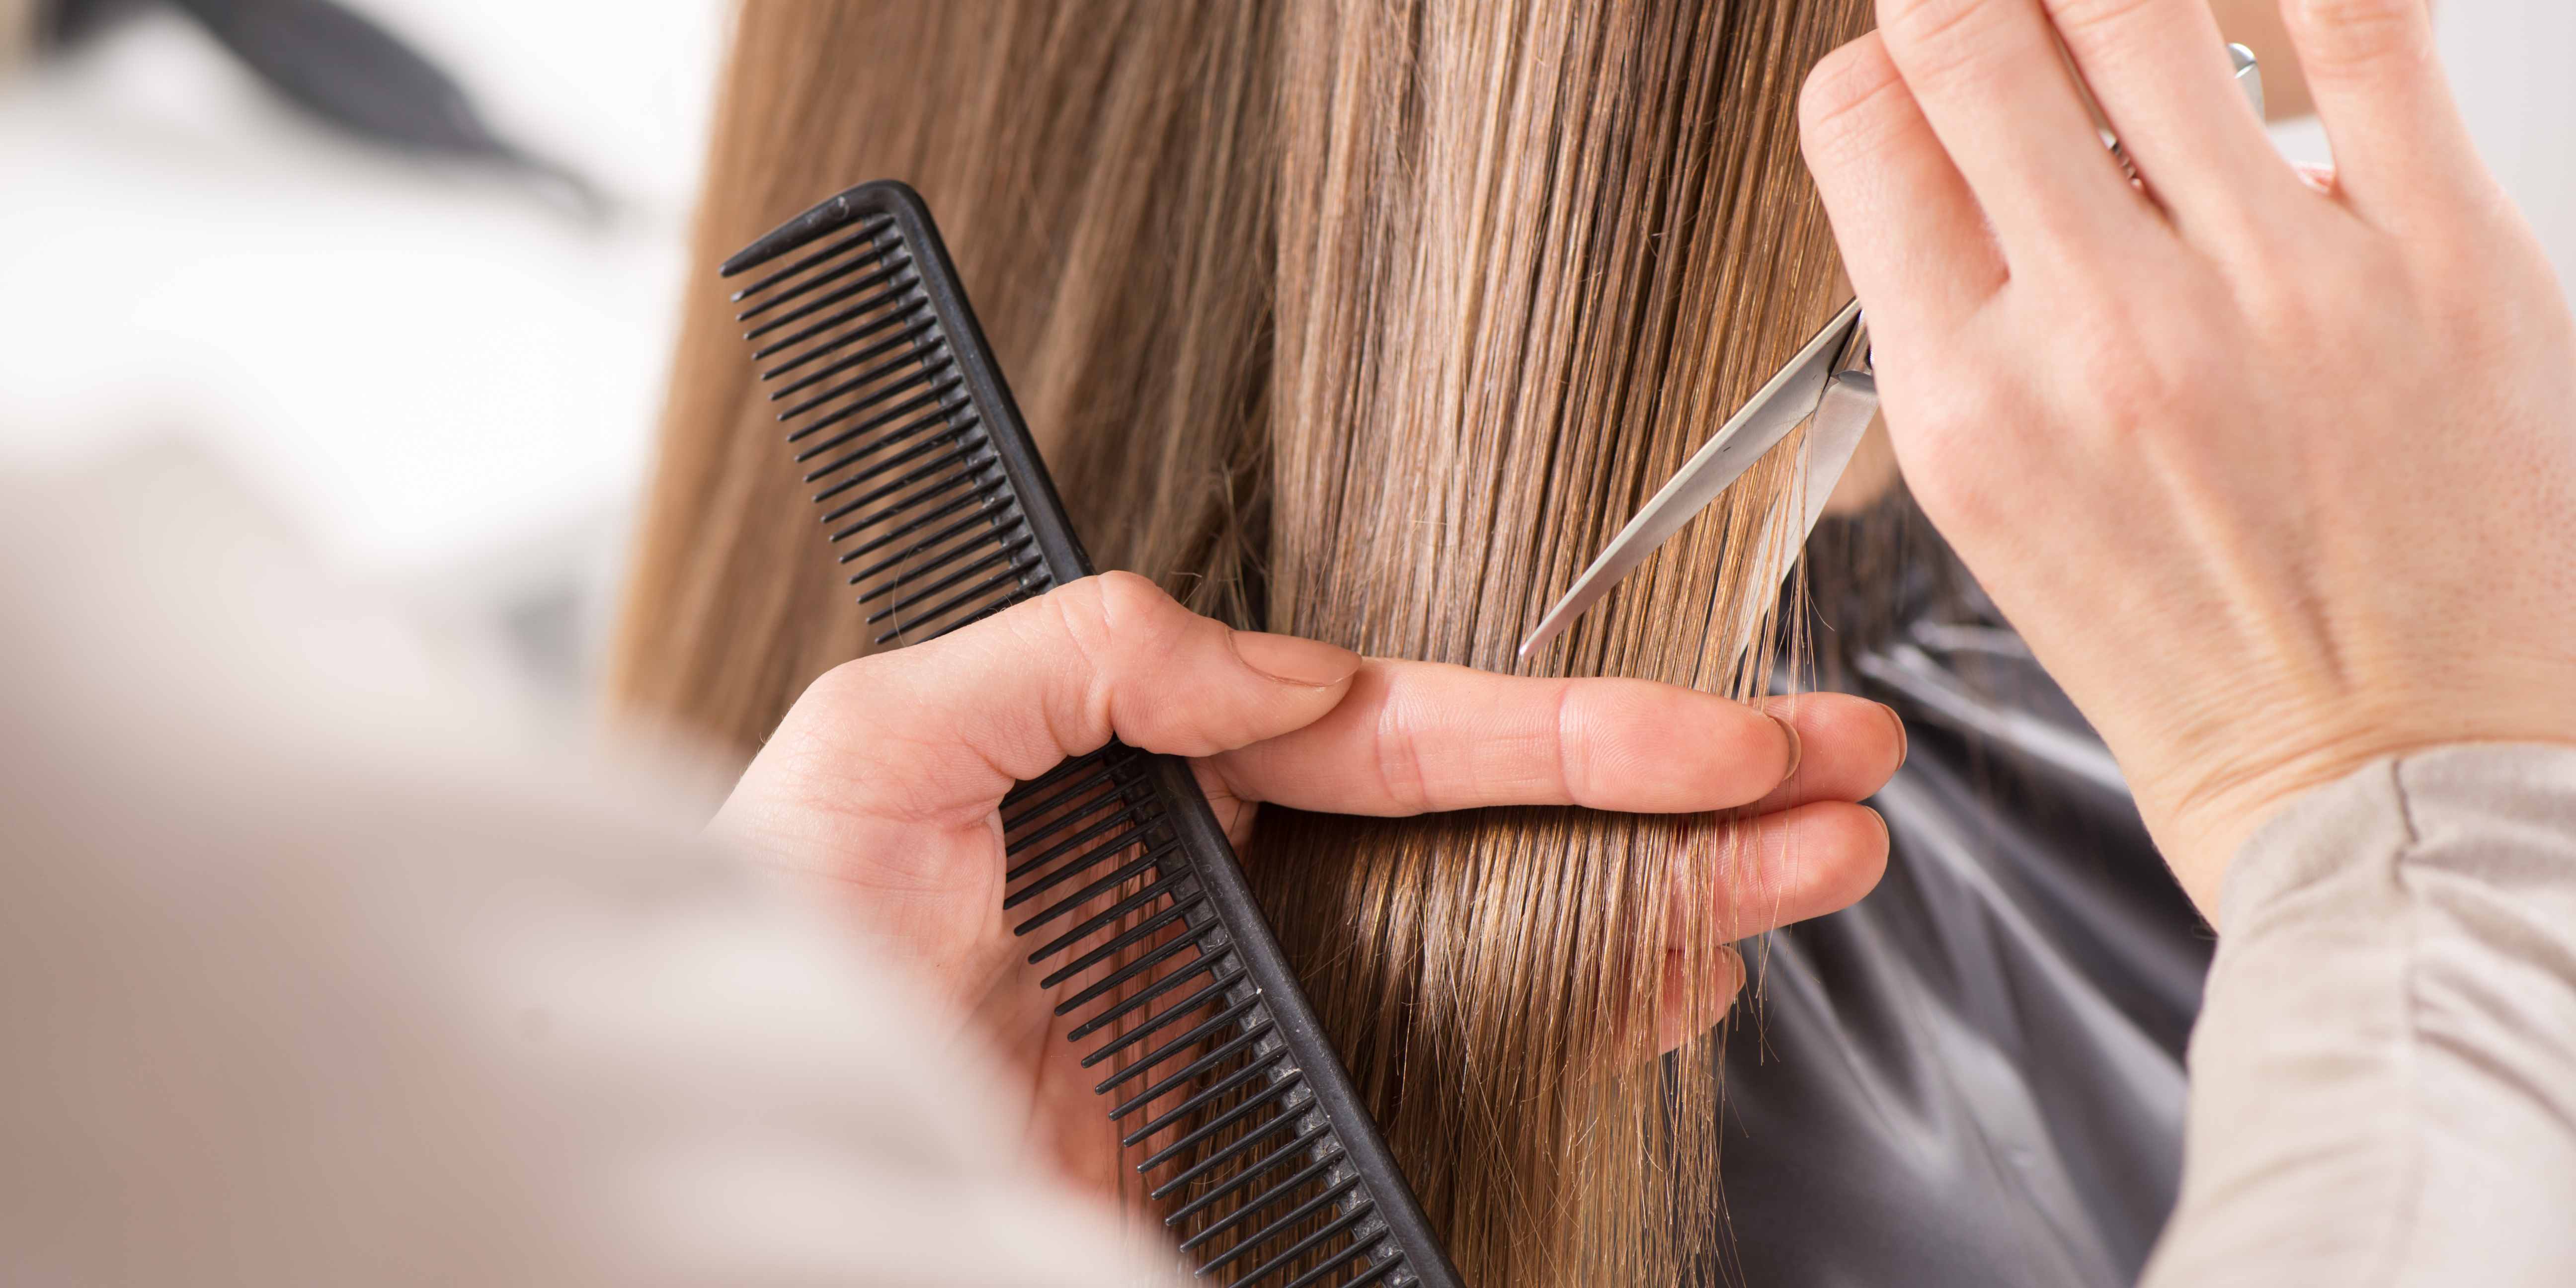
[1231,630,1361,687]
[1882,702,1909,769]
[1770,712,1803,785]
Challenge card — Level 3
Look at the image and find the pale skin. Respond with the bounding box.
[1800,0,2576,913]
[1819,0,2319,517]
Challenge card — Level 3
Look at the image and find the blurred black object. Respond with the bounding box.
[39,0,607,222]
[38,0,154,42]
[1700,492,2213,1287]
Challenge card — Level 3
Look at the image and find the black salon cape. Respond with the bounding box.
[1701,508,2212,1287]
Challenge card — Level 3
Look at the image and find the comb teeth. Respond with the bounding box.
[725,210,1041,649]
[725,182,1457,1288]
[992,745,1409,1288]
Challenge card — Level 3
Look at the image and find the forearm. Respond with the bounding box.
[2143,744,2576,1285]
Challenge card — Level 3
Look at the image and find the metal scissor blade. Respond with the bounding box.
[1703,365,1880,666]
[1517,299,1864,659]
[2231,42,2263,119]
[1794,369,1878,539]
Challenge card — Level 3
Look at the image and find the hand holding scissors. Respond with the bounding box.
[1798,0,2575,909]
[1520,48,2264,665]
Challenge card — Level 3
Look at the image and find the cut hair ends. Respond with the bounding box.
[613,2,1871,1284]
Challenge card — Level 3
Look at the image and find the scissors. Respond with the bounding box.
[1517,44,2265,661]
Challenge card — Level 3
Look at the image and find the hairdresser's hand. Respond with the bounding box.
[1801,0,2576,913]
[712,571,1901,1198]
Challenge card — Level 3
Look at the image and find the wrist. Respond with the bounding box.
[2145,701,2576,917]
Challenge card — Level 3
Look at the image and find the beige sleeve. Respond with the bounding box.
[2142,744,2576,1286]
[0,466,1175,1287]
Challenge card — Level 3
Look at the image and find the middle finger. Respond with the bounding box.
[1875,0,2158,263]
[2039,0,2302,237]
[1204,663,1905,817]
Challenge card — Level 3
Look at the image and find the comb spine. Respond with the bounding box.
[869,183,1096,584]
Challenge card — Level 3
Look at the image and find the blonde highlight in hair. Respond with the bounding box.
[614,2,1869,1283]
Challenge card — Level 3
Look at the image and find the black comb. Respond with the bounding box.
[722,180,1463,1288]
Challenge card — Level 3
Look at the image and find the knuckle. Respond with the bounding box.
[795,656,894,743]
[2254,235,2408,344]
[1041,575,1117,664]
[2068,329,2164,419]
[2046,0,2164,44]
[2218,204,2325,274]
[1878,0,2005,83]
[1051,571,1176,657]
[1549,681,1591,805]
[1800,39,1908,164]
[1369,691,1433,814]
[1088,568,1177,625]
[2098,321,2248,450]
[2290,0,2430,75]
[2231,274,2320,348]
[1039,572,1187,751]
[1069,569,1194,675]
[2078,336,2194,437]
[1035,583,1119,748]
[2237,247,2347,338]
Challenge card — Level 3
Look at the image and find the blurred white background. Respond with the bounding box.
[0,0,2568,706]
[0,0,727,699]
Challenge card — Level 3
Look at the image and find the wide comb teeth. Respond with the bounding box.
[725,182,1455,1288]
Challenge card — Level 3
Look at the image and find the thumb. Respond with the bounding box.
[788,572,1361,819]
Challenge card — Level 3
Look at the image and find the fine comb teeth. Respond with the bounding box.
[721,180,1462,1288]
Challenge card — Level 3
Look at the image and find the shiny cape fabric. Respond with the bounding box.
[1701,501,2212,1287]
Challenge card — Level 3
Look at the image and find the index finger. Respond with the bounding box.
[1205,659,1905,817]
[1800,32,2006,332]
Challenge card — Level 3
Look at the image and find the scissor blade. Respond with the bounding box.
[1794,370,1878,539]
[1516,300,1862,659]
[2230,42,2263,119]
[1702,367,1881,667]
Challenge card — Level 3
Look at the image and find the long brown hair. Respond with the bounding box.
[613,2,1870,1283]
